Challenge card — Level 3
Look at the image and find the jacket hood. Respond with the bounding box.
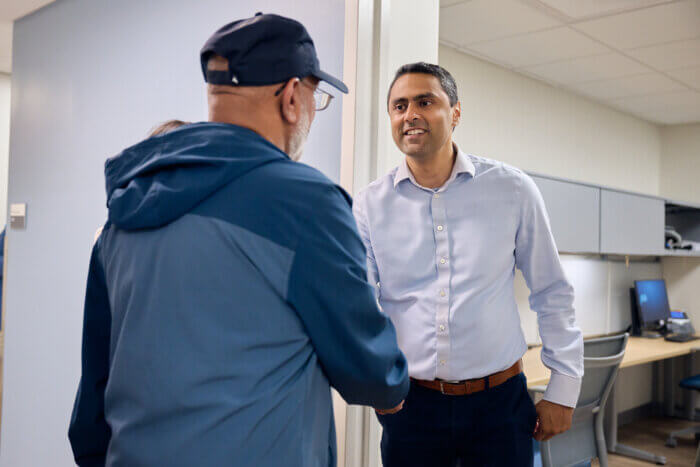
[105,122,287,230]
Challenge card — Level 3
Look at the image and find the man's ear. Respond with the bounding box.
[451,102,461,130]
[279,78,301,125]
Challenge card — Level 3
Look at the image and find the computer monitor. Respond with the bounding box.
[634,279,671,330]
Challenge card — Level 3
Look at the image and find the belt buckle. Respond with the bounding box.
[439,381,445,394]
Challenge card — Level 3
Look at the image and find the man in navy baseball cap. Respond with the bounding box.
[201,12,348,94]
[69,12,408,467]
[200,12,347,161]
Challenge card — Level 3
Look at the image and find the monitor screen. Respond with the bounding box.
[634,279,671,325]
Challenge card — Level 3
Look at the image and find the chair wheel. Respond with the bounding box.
[666,437,677,448]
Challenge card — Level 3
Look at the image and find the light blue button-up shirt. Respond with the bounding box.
[353,146,583,407]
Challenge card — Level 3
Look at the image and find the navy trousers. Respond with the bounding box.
[376,373,537,467]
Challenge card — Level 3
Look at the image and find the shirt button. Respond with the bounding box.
[376,282,380,288]
[440,289,446,297]
[437,225,444,231]
[433,193,440,199]
[440,258,447,264]
[439,360,446,366]
[439,325,445,332]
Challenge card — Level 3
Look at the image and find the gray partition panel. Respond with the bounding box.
[532,176,600,253]
[600,189,665,255]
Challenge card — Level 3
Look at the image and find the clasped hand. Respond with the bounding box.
[533,400,573,441]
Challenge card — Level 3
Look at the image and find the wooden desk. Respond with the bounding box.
[523,336,700,387]
[524,336,700,465]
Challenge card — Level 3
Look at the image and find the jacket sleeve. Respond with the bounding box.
[286,185,409,410]
[68,237,112,466]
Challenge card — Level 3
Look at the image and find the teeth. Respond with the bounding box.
[406,129,425,135]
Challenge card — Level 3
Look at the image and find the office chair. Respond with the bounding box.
[531,333,629,467]
[665,373,700,448]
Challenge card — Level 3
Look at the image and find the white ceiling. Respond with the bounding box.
[0,0,55,73]
[440,0,700,125]
[0,0,697,124]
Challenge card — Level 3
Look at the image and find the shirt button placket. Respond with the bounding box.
[432,190,450,379]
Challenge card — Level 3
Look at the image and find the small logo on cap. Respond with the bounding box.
[231,75,239,85]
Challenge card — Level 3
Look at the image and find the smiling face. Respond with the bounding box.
[387,73,460,160]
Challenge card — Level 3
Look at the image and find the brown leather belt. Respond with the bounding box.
[411,360,523,396]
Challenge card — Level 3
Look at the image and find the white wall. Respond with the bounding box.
[439,45,662,197]
[352,0,440,193]
[0,73,9,227]
[516,257,662,346]
[660,123,700,205]
[374,0,440,179]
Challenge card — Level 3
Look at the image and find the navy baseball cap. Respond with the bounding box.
[200,13,348,94]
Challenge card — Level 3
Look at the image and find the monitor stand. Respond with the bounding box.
[641,330,664,339]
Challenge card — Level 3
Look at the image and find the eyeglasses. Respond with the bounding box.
[274,79,334,111]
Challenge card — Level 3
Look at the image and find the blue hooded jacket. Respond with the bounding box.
[68,123,409,467]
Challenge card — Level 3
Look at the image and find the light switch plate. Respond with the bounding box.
[10,203,26,229]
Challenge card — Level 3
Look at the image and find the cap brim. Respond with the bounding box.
[313,69,348,94]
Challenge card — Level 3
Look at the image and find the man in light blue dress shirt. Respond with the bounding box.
[353,63,584,466]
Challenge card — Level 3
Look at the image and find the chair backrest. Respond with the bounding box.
[577,333,628,410]
[541,333,628,467]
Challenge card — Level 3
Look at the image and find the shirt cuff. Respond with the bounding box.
[543,371,581,408]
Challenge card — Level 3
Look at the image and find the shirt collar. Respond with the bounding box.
[393,143,476,190]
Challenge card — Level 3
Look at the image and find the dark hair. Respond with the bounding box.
[387,62,458,108]
[149,120,190,137]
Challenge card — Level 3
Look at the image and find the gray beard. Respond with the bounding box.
[288,108,311,162]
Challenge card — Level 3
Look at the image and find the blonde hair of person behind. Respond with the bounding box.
[149,119,190,137]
